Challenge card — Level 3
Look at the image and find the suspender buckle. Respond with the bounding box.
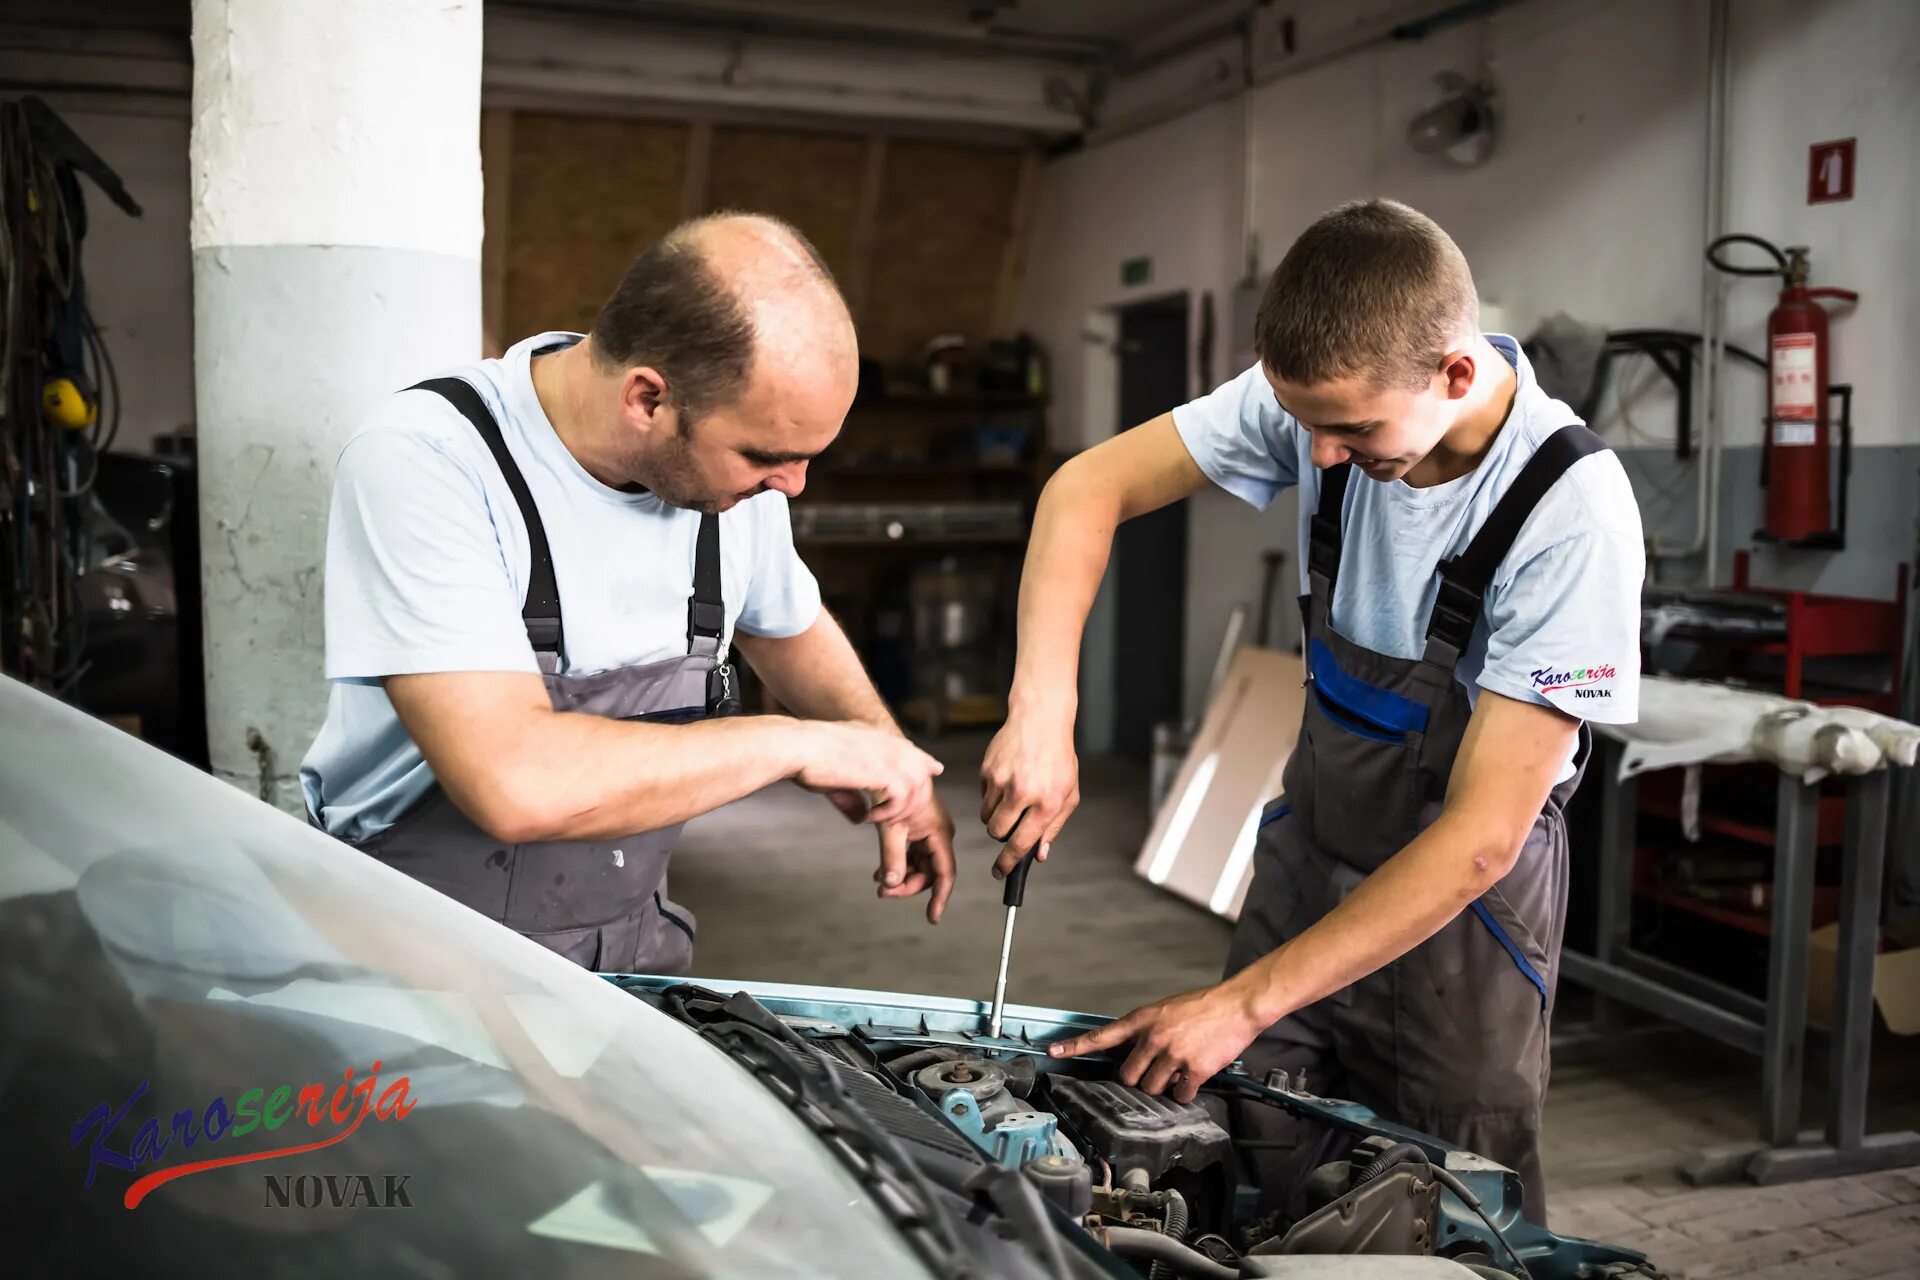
[525,616,562,654]
[1307,518,1342,582]
[687,599,725,647]
[1428,561,1482,651]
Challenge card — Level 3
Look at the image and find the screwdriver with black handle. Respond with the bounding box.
[987,851,1036,1039]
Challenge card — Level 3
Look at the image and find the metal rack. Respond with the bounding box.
[1562,734,1920,1183]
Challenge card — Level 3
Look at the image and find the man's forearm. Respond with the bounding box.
[481,711,813,842]
[734,611,895,728]
[386,670,815,843]
[1234,811,1517,1022]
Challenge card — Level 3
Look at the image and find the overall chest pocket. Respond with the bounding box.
[1301,637,1429,867]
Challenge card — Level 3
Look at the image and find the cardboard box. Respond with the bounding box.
[1806,922,1920,1036]
[1133,646,1304,920]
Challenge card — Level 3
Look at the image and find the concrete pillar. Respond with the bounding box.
[190,0,482,809]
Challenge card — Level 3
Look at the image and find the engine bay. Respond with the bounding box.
[624,977,1664,1280]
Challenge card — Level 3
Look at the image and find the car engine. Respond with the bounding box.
[632,980,1663,1280]
[879,1043,1461,1274]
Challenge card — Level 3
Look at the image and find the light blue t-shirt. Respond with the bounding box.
[300,332,823,841]
[1171,336,1643,782]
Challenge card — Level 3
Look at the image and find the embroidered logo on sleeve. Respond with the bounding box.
[1531,663,1616,699]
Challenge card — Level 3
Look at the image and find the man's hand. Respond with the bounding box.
[795,720,944,829]
[1046,976,1267,1104]
[820,769,957,924]
[871,799,957,923]
[980,703,1080,877]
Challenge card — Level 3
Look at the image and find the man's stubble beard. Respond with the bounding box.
[621,416,721,512]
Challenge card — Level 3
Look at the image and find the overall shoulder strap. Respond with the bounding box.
[411,377,564,662]
[687,512,724,657]
[1425,424,1608,663]
[1307,462,1354,604]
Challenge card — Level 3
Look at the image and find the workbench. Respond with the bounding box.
[1559,678,1920,1185]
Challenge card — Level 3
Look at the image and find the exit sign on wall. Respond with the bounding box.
[1808,138,1855,204]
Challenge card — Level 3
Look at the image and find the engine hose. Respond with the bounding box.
[1146,1189,1191,1280]
[1706,233,1788,279]
[1357,1141,1430,1184]
[1101,1227,1236,1280]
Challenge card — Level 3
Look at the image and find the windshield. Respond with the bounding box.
[0,679,928,1279]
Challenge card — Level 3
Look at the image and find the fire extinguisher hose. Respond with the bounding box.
[1706,233,1789,278]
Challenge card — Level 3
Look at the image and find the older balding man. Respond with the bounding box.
[300,213,955,972]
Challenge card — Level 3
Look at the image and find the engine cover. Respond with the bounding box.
[1046,1076,1232,1183]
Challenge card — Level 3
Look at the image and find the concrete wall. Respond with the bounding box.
[1013,0,1920,733]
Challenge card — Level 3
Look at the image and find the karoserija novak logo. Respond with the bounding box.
[1530,663,1616,700]
[70,1061,417,1209]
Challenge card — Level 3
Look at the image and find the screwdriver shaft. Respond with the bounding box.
[988,903,1019,1038]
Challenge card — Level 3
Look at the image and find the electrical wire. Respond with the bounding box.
[56,312,120,500]
[0,97,129,690]
[31,155,74,298]
[87,310,121,454]
[1428,1165,1534,1280]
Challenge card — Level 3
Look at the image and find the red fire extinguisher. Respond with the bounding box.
[1708,235,1857,544]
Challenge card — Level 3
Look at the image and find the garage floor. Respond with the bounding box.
[674,734,1920,1278]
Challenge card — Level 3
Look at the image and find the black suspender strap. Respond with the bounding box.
[411,376,729,666]
[412,377,566,660]
[687,512,724,650]
[1308,462,1353,592]
[1426,424,1609,657]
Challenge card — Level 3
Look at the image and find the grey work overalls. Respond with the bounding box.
[1226,425,1604,1225]
[348,375,741,974]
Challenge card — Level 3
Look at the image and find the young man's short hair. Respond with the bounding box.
[1254,198,1478,392]
[590,211,840,423]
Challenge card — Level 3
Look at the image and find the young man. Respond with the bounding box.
[981,199,1643,1216]
[302,213,954,974]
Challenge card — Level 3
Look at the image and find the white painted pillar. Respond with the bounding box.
[190,0,482,809]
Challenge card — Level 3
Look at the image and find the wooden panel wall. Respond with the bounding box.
[486,111,1032,366]
[702,126,868,285]
[502,112,689,339]
[863,140,1026,365]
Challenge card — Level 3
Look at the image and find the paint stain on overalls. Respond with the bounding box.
[350,376,740,975]
[1228,426,1605,1224]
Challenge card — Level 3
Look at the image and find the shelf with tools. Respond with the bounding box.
[766,382,1055,732]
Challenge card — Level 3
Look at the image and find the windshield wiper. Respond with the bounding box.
[662,986,981,1279]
